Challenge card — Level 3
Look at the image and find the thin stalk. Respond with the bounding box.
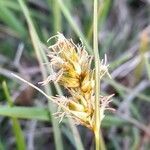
[93,0,100,149]
[93,0,105,149]
[87,0,111,41]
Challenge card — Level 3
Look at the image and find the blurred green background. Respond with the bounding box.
[0,0,150,150]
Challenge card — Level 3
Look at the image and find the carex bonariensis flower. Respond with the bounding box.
[41,33,114,130]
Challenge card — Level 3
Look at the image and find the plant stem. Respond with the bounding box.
[95,124,106,150]
[93,0,100,149]
[95,129,100,150]
[99,130,106,150]
[93,0,106,149]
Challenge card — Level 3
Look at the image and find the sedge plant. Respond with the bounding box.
[12,0,113,149]
[12,32,113,149]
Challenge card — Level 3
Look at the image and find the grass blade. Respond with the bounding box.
[87,0,111,41]
[0,106,50,121]
[2,81,26,150]
[47,0,62,32]
[0,105,126,127]
[145,54,150,80]
[0,1,26,37]
[57,0,92,54]
[69,120,84,150]
[102,115,126,127]
[131,127,140,150]
[104,78,150,102]
[0,138,4,150]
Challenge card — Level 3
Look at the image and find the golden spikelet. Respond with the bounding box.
[41,33,113,130]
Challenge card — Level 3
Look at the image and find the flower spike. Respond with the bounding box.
[40,33,114,130]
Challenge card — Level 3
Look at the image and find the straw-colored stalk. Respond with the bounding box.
[93,0,101,149]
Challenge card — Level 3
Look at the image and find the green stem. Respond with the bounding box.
[95,130,100,150]
[87,0,111,41]
[99,130,106,150]
[93,0,106,150]
[95,129,106,150]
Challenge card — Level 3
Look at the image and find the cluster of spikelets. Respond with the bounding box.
[41,33,113,130]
